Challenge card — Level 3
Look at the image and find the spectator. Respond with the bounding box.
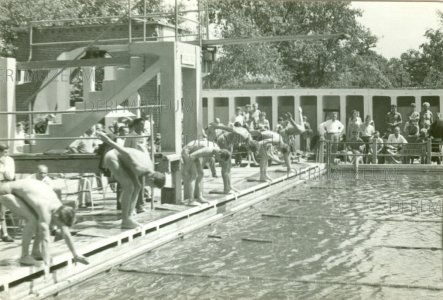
[0,143,14,242]
[343,131,365,164]
[69,126,99,154]
[318,112,344,157]
[27,165,52,187]
[232,107,245,125]
[154,133,161,153]
[385,126,408,164]
[404,119,420,143]
[256,112,270,131]
[403,103,420,132]
[143,114,154,138]
[367,131,384,164]
[243,104,252,123]
[347,110,362,139]
[34,114,56,134]
[385,104,402,132]
[124,118,151,213]
[15,122,26,153]
[275,117,284,132]
[250,103,261,125]
[360,115,375,163]
[116,126,129,147]
[420,102,433,130]
[301,116,313,158]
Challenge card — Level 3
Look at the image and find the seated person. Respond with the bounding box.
[256,112,270,131]
[366,131,384,164]
[341,131,364,164]
[385,126,408,164]
[0,179,88,266]
[27,165,52,187]
[404,119,420,143]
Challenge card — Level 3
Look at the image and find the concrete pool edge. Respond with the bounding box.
[1,163,325,300]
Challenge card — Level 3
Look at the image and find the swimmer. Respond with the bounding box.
[252,131,291,182]
[98,133,166,229]
[208,122,254,194]
[0,179,88,266]
[279,107,306,138]
[182,138,231,205]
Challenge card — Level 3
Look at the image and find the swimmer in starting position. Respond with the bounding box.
[98,133,166,229]
[182,138,231,205]
[0,179,88,266]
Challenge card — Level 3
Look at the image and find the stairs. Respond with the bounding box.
[27,56,160,153]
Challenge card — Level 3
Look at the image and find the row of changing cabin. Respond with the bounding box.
[202,88,443,141]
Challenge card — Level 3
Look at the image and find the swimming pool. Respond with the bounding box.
[54,173,443,300]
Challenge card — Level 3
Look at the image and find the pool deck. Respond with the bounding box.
[0,162,325,300]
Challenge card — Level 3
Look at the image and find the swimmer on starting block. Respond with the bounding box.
[208,122,253,194]
[0,179,88,266]
[182,138,231,205]
[252,131,291,182]
[98,133,166,229]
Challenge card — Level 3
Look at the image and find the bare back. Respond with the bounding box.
[105,148,154,177]
[8,179,61,222]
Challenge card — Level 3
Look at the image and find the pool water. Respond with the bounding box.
[54,173,443,300]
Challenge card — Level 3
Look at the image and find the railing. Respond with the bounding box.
[317,138,443,168]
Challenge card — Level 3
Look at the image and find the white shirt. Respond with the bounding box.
[360,123,375,137]
[0,156,15,181]
[27,174,52,187]
[124,130,148,153]
[232,115,244,125]
[318,119,344,134]
[387,134,408,146]
[144,120,154,136]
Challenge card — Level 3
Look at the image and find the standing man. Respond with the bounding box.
[124,118,151,213]
[250,103,261,127]
[232,107,245,125]
[385,104,402,132]
[318,112,344,157]
[243,104,252,124]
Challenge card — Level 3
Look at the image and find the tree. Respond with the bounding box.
[206,1,384,88]
[0,0,183,57]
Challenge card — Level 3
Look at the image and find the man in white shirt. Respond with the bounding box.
[143,114,154,137]
[232,107,245,125]
[318,112,344,155]
[386,126,408,163]
[27,165,52,187]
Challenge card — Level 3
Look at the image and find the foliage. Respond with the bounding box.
[206,0,387,88]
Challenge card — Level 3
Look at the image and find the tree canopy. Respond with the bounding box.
[205,1,443,89]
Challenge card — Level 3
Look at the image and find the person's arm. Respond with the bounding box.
[68,139,80,153]
[385,113,391,126]
[4,156,15,180]
[377,139,384,153]
[60,226,89,265]
[396,113,402,126]
[209,123,235,133]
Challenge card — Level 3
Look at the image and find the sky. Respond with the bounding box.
[164,0,442,59]
[352,1,442,59]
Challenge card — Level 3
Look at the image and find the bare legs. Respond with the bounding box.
[104,154,142,229]
[0,194,41,266]
[259,144,273,182]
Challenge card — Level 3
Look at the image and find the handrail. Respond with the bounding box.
[0,105,163,115]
